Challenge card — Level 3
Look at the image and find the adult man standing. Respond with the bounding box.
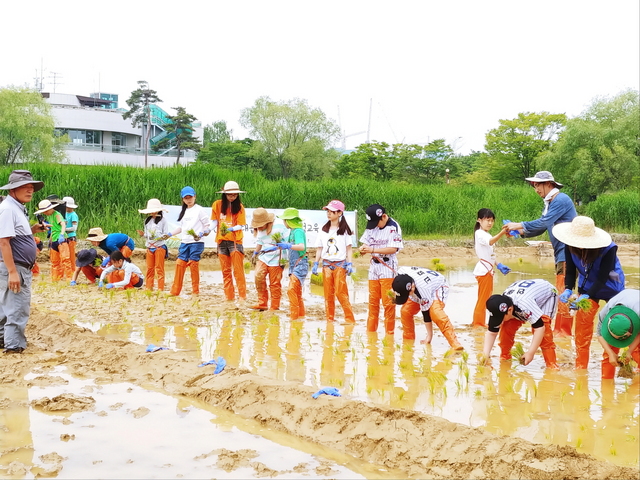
[504,171,577,337]
[0,170,46,353]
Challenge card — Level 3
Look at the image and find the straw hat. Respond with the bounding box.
[217,180,245,194]
[552,216,611,249]
[62,196,78,209]
[34,199,56,215]
[251,207,275,228]
[139,198,167,214]
[86,227,108,242]
[601,305,640,348]
[0,170,44,192]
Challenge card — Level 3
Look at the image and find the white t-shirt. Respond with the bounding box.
[100,261,144,287]
[315,227,350,262]
[178,205,211,244]
[473,229,496,276]
[255,224,288,267]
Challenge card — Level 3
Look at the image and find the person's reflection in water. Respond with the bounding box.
[143,324,167,347]
[174,324,201,356]
[265,314,284,379]
[285,320,305,383]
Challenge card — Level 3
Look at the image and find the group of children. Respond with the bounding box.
[39,178,638,380]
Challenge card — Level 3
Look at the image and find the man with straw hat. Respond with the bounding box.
[0,170,47,353]
[596,289,640,379]
[504,171,577,337]
[552,216,625,370]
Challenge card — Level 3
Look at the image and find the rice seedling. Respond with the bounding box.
[385,289,396,301]
[431,258,441,265]
[387,374,394,385]
[617,348,637,378]
[461,350,469,363]
[609,441,617,456]
[187,228,199,240]
[511,342,526,364]
[244,261,251,273]
[576,438,583,448]
[271,231,283,244]
[310,273,323,286]
[474,389,482,397]
[434,263,446,272]
[397,390,405,401]
[218,223,230,236]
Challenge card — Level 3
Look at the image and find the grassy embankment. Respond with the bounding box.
[4,164,638,245]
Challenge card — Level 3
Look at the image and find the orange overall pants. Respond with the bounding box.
[145,247,166,291]
[80,266,103,283]
[553,268,574,337]
[473,272,493,328]
[288,276,306,320]
[323,264,355,323]
[400,298,463,349]
[367,278,396,335]
[50,240,73,281]
[602,343,640,379]
[574,298,600,370]
[499,314,558,368]
[253,261,283,310]
[170,259,201,296]
[109,270,142,289]
[219,248,246,301]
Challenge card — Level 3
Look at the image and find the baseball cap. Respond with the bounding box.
[323,200,345,212]
[365,204,385,229]
[181,186,196,198]
[601,305,639,348]
[486,295,514,324]
[391,274,414,305]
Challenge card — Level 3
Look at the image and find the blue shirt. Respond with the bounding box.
[521,192,577,263]
[99,233,134,255]
[65,211,79,239]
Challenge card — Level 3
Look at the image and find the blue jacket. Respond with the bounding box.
[566,243,625,301]
[521,192,577,263]
[99,233,134,255]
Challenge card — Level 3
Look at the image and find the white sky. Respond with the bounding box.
[1,0,638,154]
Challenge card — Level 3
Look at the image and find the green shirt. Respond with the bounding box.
[45,211,65,242]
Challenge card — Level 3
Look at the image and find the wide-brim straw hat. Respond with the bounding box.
[552,216,611,249]
[86,227,108,242]
[34,199,56,215]
[139,198,168,214]
[251,207,275,228]
[62,196,78,209]
[216,180,245,194]
[0,170,44,192]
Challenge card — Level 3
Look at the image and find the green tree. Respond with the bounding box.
[203,120,232,145]
[153,106,201,165]
[0,86,67,165]
[197,138,259,169]
[122,80,162,168]
[539,89,639,202]
[484,112,567,182]
[240,96,340,179]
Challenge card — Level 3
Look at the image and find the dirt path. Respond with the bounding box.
[3,311,635,480]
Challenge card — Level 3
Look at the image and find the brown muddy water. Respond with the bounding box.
[2,253,639,478]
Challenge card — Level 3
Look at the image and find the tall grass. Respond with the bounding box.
[585,190,640,234]
[3,163,637,240]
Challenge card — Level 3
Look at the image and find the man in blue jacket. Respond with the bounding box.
[504,171,577,337]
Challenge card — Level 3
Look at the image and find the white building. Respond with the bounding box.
[43,92,202,167]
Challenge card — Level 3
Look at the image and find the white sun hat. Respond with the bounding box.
[34,199,56,215]
[216,180,246,194]
[552,216,612,249]
[138,198,168,214]
[62,196,78,209]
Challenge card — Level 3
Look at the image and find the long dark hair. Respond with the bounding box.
[177,200,190,222]
[568,246,602,266]
[221,194,242,216]
[474,208,495,245]
[322,214,353,235]
[145,212,163,225]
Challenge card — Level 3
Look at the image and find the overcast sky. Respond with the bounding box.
[1,0,637,154]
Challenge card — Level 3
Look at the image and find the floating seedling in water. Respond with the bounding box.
[431,258,441,266]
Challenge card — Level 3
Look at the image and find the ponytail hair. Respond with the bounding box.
[177,203,188,222]
[474,208,495,244]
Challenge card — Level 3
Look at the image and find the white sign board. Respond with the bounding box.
[164,206,358,249]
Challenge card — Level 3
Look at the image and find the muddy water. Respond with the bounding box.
[6,255,639,478]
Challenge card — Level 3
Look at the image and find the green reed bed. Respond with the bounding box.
[4,163,637,241]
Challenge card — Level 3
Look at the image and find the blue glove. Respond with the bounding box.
[202,229,211,236]
[101,256,110,267]
[105,283,114,289]
[260,245,278,253]
[146,344,169,353]
[70,280,77,286]
[570,294,589,310]
[312,261,319,275]
[228,225,243,232]
[196,232,203,239]
[502,220,521,238]
[98,281,104,288]
[559,289,572,303]
[277,242,292,250]
[312,387,341,399]
[198,356,226,374]
[496,263,511,275]
[345,262,354,275]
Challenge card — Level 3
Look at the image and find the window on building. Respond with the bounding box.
[112,133,126,147]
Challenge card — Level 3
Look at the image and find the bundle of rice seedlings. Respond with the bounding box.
[431,258,441,266]
[386,289,396,301]
[617,348,637,379]
[271,231,283,243]
[511,342,526,364]
[310,273,323,286]
[219,223,230,236]
[187,228,198,239]
[434,263,445,272]
[477,353,490,366]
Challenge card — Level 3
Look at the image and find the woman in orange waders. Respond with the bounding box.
[313,200,355,324]
[169,186,211,296]
[553,216,625,370]
[211,181,247,303]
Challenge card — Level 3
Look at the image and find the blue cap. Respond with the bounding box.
[181,186,196,198]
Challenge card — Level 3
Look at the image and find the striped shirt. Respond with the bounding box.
[359,217,403,280]
[502,279,558,325]
[398,266,449,311]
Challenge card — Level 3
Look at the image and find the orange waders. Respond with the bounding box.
[50,240,72,281]
[553,269,574,337]
[574,299,599,369]
[473,272,493,328]
[145,247,166,291]
[81,266,103,283]
[170,260,199,295]
[67,238,77,272]
[367,278,395,335]
[253,261,283,310]
[602,344,640,379]
[499,315,558,368]
[288,275,305,320]
[323,264,355,323]
[219,243,247,301]
[400,299,463,349]
[109,270,142,289]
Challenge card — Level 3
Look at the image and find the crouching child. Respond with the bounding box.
[98,251,144,290]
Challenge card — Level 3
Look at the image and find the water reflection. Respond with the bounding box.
[66,256,640,468]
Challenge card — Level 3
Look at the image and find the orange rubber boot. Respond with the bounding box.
[189,260,200,294]
[553,273,573,337]
[252,261,269,310]
[323,266,337,322]
[473,273,493,327]
[400,300,421,340]
[498,318,522,359]
[268,264,283,310]
[539,315,558,369]
[380,277,395,335]
[170,259,188,296]
[431,300,463,350]
[334,267,355,323]
[288,275,304,320]
[219,253,235,300]
[231,249,247,299]
[367,280,382,332]
[574,299,598,369]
